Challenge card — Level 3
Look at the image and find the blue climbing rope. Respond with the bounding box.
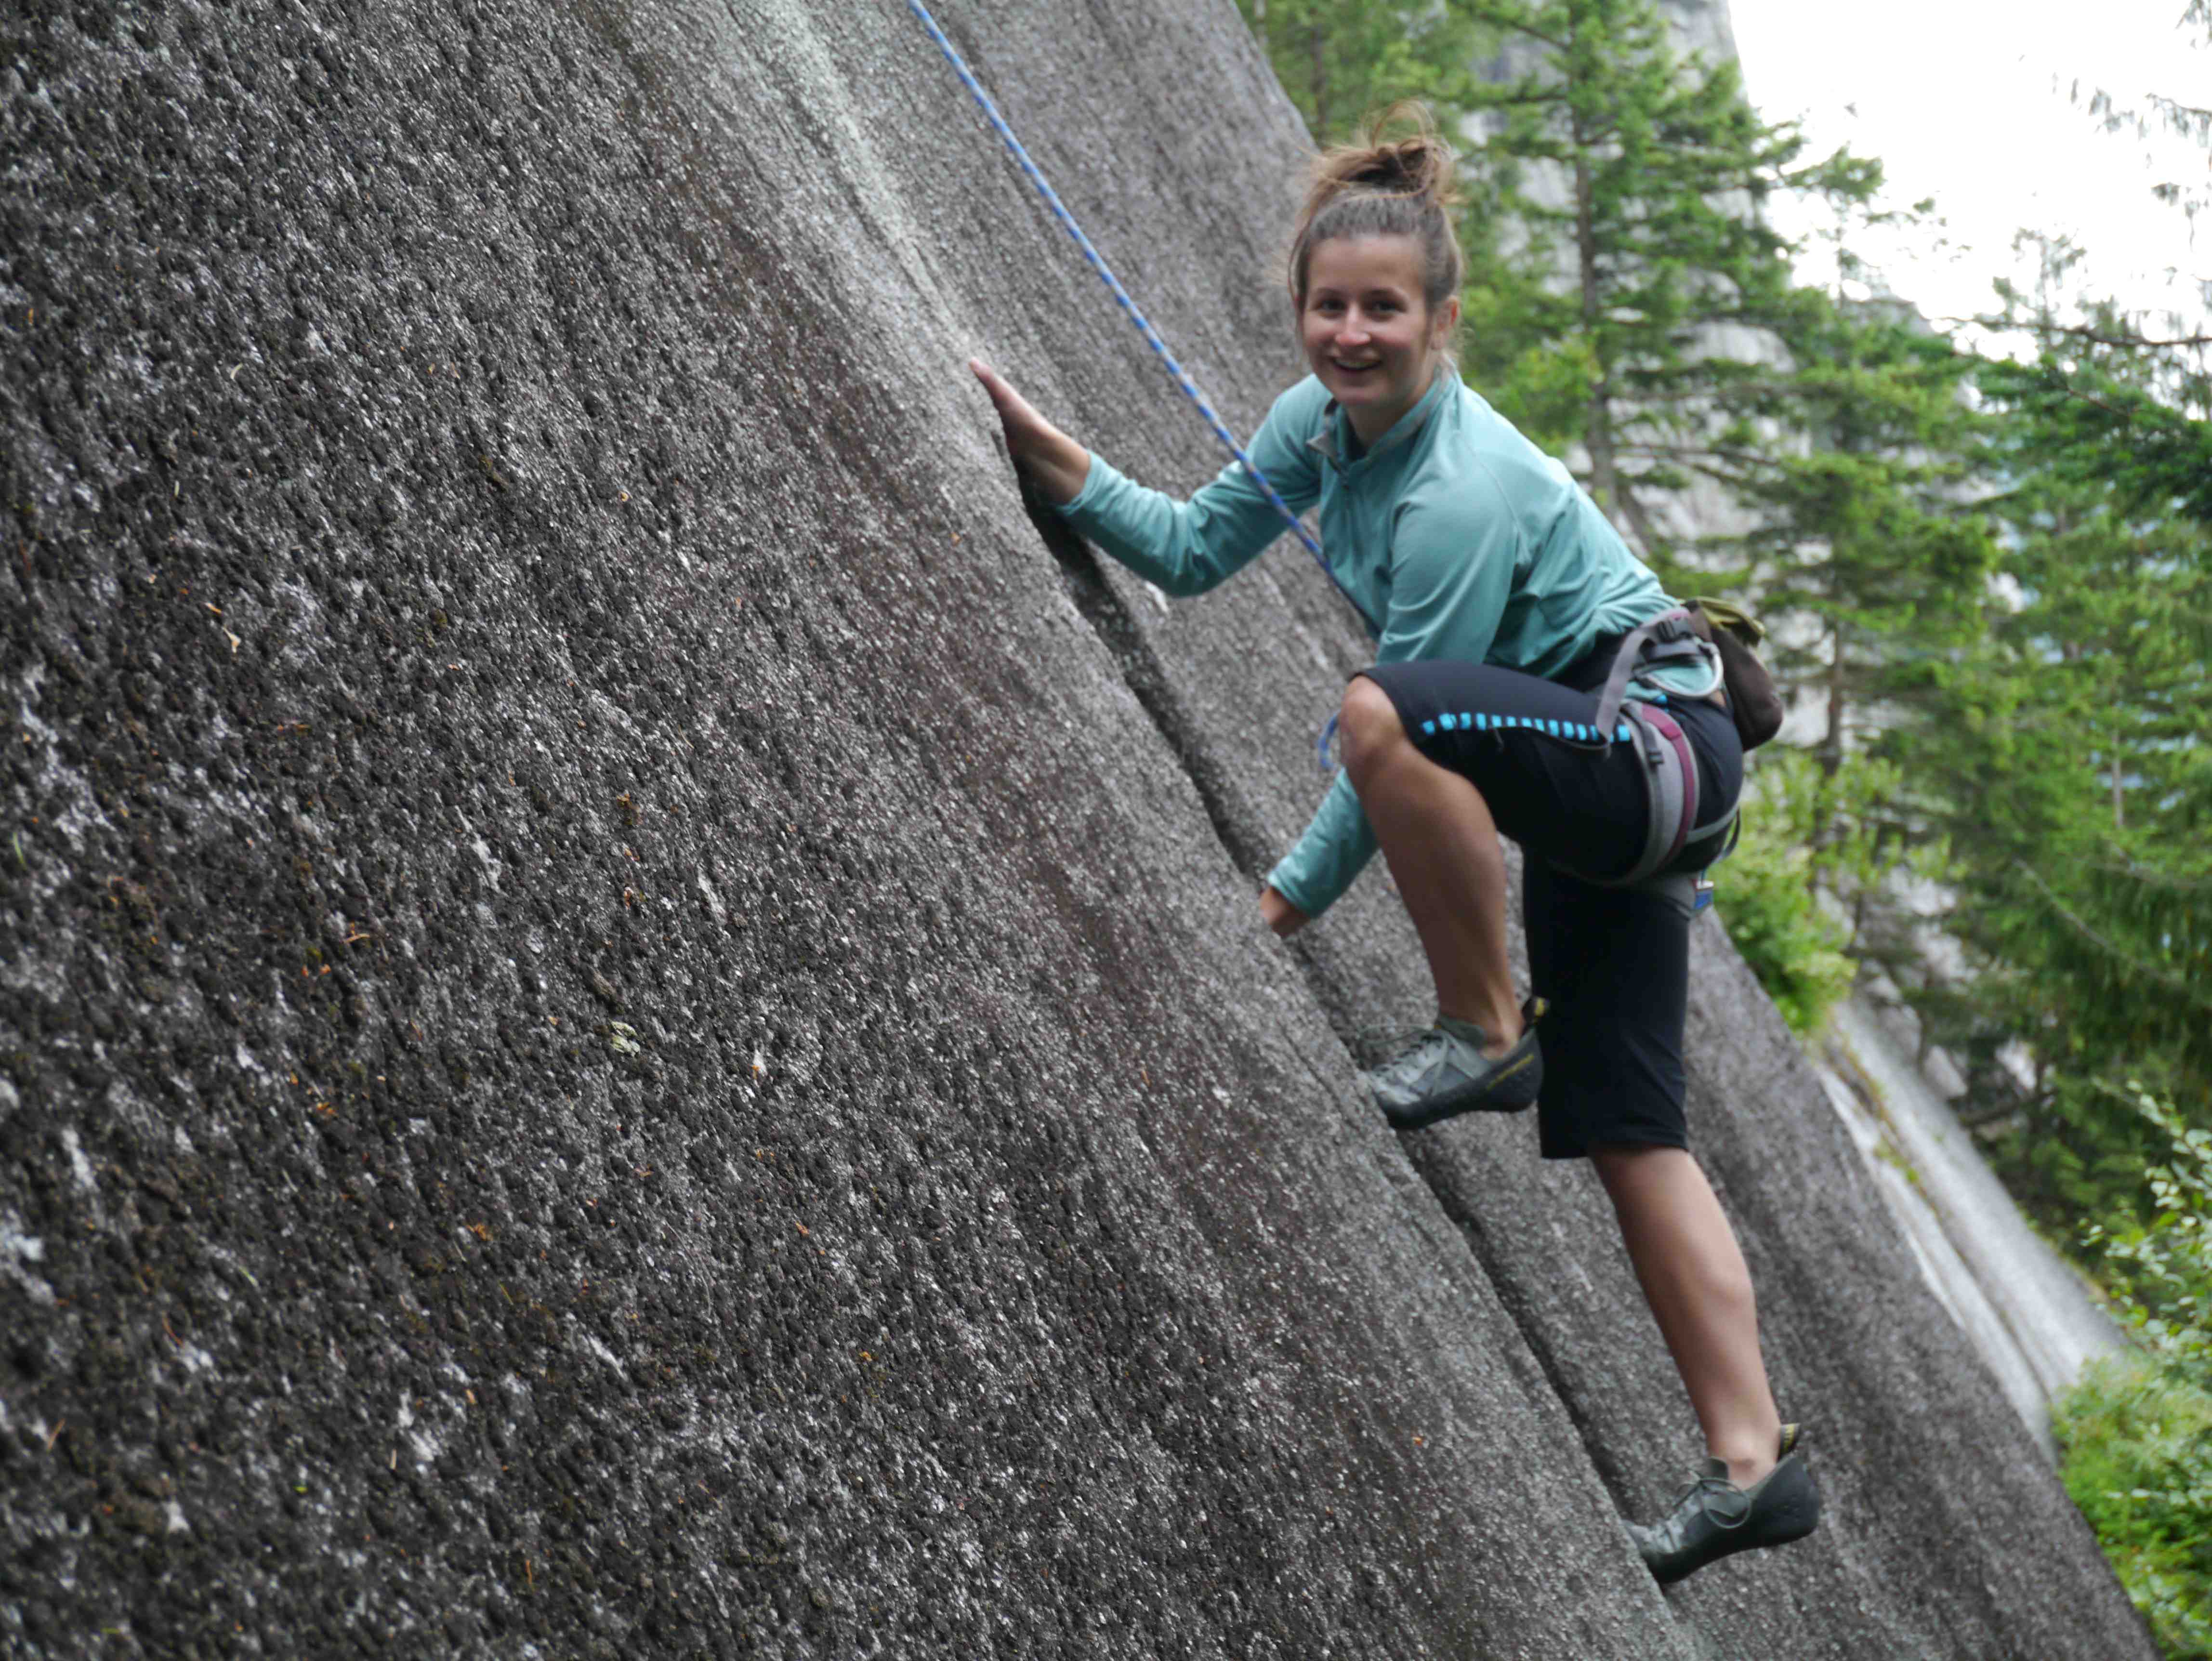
[902,0,1376,668]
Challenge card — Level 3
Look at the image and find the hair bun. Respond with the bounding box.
[1287,102,1467,328]
[1349,135,1444,198]
[1308,103,1462,211]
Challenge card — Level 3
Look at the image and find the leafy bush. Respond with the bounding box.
[1713,750,1858,1034]
[2057,1085,2212,1658]
[2082,1087,2212,1372]
[2055,1355,2212,1659]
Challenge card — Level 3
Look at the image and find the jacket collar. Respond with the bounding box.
[1306,362,1456,473]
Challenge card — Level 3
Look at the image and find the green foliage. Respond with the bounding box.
[1982,347,2212,529]
[1716,293,1994,760]
[2055,1354,2212,1660]
[1910,351,2212,1189]
[1713,749,1860,1034]
[1988,1072,2188,1250]
[2058,1087,2212,1658]
[1228,0,1501,140]
[2082,1087,2212,1371]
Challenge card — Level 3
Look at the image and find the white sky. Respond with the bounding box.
[1727,0,2210,344]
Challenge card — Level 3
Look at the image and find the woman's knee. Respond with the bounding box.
[1339,675,1406,783]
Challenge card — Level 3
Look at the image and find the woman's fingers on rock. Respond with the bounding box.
[969,359,1044,455]
[969,357,1017,409]
[977,367,1025,421]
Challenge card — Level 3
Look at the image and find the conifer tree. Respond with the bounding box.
[1984,2,2211,527]
[1722,291,1992,769]
[1450,0,1879,556]
[1933,132,2212,1157]
[1926,491,2212,1222]
[1231,0,1497,142]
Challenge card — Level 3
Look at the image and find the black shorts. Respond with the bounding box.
[1356,647,1742,1160]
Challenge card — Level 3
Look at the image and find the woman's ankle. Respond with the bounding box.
[1435,1001,1522,1056]
[1712,1420,1785,1487]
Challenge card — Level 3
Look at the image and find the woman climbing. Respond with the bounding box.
[967,105,1817,1585]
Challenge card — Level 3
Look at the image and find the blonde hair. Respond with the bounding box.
[1288,103,1465,326]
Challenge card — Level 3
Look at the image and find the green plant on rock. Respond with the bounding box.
[2056,1354,2212,1660]
[2083,1087,2212,1373]
[1713,749,1858,1034]
[2059,1084,2212,1658]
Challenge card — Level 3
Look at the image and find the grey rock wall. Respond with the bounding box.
[0,2,2153,1658]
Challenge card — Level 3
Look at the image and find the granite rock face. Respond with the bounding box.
[0,2,2153,1657]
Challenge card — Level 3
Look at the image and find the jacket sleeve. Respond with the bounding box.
[1264,469,1524,918]
[1055,381,1326,595]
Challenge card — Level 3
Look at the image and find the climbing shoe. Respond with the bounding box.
[1627,1423,1821,1585]
[1365,1001,1543,1130]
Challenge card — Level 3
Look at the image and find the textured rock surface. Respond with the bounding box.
[0,1,2153,1657]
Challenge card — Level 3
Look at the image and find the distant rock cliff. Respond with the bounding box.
[0,2,2154,1656]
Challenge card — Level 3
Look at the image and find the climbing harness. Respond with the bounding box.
[1589,609,1730,893]
[1574,610,1735,910]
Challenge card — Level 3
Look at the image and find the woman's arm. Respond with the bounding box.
[971,359,1091,505]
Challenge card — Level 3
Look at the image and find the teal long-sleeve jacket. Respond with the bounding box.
[1056,364,1685,920]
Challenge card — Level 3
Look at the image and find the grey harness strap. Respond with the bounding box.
[1590,608,1716,744]
[1560,610,1736,898]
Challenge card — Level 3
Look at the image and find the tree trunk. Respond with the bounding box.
[1612,476,1666,561]
[1566,57,1615,517]
[1822,621,1847,778]
[1573,145,1615,513]
[1308,21,1328,134]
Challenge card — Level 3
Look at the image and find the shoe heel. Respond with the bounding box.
[1758,1462,1822,1546]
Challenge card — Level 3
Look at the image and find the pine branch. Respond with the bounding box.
[1938,315,2212,350]
[1456,5,1567,49]
[1613,474,1669,557]
[2011,860,2212,1010]
[2080,859,2212,896]
[2038,322,2212,350]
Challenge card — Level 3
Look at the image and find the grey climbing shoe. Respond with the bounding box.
[1627,1423,1820,1585]
[1365,1003,1543,1130]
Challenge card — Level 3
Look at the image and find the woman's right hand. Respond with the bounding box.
[969,358,1092,506]
[1259,884,1309,938]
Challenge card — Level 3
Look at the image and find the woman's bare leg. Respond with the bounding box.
[1339,676,1522,1049]
[1593,1143,1782,1486]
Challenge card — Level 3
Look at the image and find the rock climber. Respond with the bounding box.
[968,103,1818,1584]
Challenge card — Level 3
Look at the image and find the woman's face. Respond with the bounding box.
[1299,234,1456,445]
